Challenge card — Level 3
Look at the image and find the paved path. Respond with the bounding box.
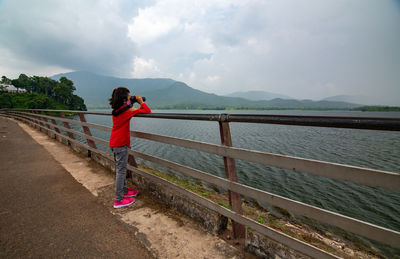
[0,116,153,258]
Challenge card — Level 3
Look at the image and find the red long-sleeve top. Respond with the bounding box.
[109,103,151,147]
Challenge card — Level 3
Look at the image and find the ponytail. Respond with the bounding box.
[109,87,130,110]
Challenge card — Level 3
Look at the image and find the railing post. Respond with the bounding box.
[60,112,75,140]
[218,119,245,239]
[34,111,45,128]
[25,111,35,127]
[25,111,35,128]
[41,111,51,130]
[78,113,96,150]
[127,153,138,179]
[50,112,61,134]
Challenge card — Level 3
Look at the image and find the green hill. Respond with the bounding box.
[52,71,175,108]
[226,90,292,100]
[51,71,361,110]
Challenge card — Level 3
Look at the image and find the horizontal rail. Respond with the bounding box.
[14,111,112,132]
[131,150,400,248]
[14,111,400,191]
[5,109,400,131]
[4,109,111,116]
[136,113,400,131]
[133,131,400,192]
[5,113,112,160]
[12,113,110,147]
[20,114,108,148]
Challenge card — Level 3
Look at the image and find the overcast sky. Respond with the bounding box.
[0,0,399,104]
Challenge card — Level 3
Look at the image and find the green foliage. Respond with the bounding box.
[1,75,12,84]
[70,95,86,111]
[12,74,31,91]
[0,94,13,108]
[217,201,230,209]
[256,216,265,224]
[139,165,211,198]
[0,93,69,109]
[1,74,86,110]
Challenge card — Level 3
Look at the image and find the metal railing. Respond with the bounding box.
[1,109,399,259]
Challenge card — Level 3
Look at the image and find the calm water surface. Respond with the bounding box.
[70,109,400,235]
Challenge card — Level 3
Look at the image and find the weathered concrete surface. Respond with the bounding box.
[1,116,250,259]
[0,116,153,258]
[130,171,229,235]
[246,230,310,259]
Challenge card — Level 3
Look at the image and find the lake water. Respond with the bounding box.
[70,109,400,236]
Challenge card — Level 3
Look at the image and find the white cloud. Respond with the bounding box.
[128,8,179,45]
[207,76,220,83]
[0,47,71,78]
[132,57,161,78]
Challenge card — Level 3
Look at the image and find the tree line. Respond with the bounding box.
[0,74,86,110]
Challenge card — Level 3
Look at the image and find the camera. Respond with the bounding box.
[130,95,146,104]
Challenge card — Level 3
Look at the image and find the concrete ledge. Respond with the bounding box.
[92,152,115,170]
[131,172,228,235]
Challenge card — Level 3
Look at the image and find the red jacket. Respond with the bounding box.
[109,103,151,147]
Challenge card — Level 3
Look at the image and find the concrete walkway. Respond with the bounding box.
[0,116,153,258]
[0,116,248,259]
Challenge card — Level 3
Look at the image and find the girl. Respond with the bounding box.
[109,87,151,208]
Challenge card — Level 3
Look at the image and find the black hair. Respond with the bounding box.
[109,87,130,110]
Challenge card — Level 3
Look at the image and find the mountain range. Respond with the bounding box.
[51,71,362,110]
[226,91,292,101]
[322,95,381,106]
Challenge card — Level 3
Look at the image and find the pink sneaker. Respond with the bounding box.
[124,188,139,198]
[113,197,135,209]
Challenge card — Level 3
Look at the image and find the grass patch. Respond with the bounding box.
[217,201,230,209]
[139,165,210,198]
[256,216,265,224]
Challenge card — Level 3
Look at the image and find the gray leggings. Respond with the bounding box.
[111,146,129,201]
